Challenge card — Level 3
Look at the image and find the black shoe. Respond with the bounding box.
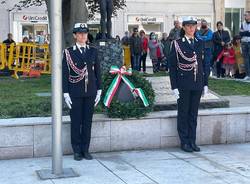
[181,144,193,152]
[190,143,201,152]
[74,153,83,161]
[82,152,93,160]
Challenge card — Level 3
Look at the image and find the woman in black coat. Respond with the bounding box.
[213,21,231,78]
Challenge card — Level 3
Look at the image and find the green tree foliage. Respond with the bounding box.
[0,0,126,18]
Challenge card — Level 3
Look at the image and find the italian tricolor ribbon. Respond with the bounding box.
[103,66,149,108]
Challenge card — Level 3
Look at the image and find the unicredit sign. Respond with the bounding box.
[22,15,48,21]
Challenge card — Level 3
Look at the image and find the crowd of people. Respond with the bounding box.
[2,11,250,81]
[119,11,250,81]
[1,32,50,55]
[0,32,50,76]
[1,31,50,47]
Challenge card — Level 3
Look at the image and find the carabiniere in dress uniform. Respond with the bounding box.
[173,40,199,82]
[169,16,208,153]
[62,23,102,161]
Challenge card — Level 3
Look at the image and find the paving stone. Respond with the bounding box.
[1,144,250,184]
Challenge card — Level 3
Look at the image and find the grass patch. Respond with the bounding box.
[1,75,249,119]
[0,75,51,118]
[209,78,250,96]
[0,75,104,119]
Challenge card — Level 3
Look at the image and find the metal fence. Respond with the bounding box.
[0,43,51,79]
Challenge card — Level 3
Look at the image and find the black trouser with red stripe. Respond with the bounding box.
[70,96,95,154]
[177,89,202,145]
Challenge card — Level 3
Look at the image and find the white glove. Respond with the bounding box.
[203,86,208,96]
[95,90,102,107]
[63,93,72,109]
[172,89,180,100]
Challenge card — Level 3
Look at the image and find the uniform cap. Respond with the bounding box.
[182,16,197,26]
[73,23,89,33]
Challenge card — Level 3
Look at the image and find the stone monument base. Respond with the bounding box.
[0,106,249,159]
[146,76,229,111]
[94,39,123,73]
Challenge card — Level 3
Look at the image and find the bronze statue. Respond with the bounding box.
[62,0,89,46]
[45,0,88,47]
[99,0,113,39]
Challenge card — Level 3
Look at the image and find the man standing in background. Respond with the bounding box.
[122,31,132,69]
[161,32,171,71]
[240,11,250,80]
[169,20,182,41]
[121,31,130,46]
[129,28,142,71]
[196,19,213,82]
[3,33,15,47]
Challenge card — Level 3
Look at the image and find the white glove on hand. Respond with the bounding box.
[95,90,102,107]
[63,93,72,109]
[172,89,180,100]
[203,86,208,97]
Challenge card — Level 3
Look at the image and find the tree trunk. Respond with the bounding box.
[45,0,88,48]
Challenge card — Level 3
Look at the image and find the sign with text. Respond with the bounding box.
[128,15,164,24]
[14,13,48,22]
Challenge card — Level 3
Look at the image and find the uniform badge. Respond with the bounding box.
[80,23,87,28]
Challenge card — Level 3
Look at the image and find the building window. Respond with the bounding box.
[225,8,244,36]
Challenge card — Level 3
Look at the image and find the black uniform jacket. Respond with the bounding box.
[169,37,207,91]
[62,44,102,97]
